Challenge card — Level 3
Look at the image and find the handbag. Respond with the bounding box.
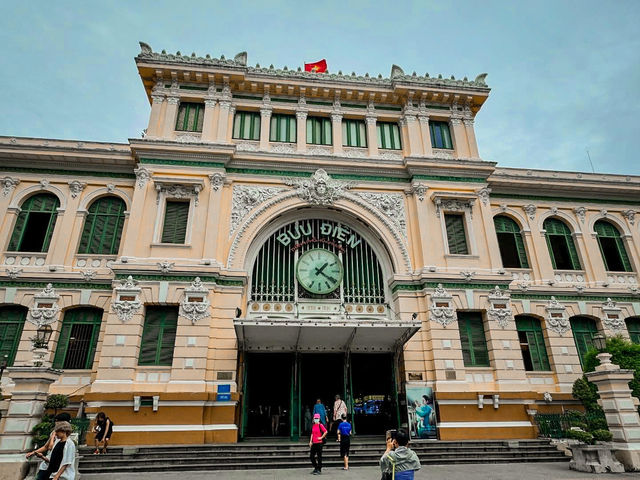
[380,454,395,480]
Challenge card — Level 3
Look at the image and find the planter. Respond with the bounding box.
[568,444,625,473]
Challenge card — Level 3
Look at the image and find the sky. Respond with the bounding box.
[0,0,638,175]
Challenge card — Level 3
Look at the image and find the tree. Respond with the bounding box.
[44,394,69,417]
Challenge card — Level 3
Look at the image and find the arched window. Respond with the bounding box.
[594,221,632,272]
[626,317,640,344]
[570,316,598,367]
[0,306,27,366]
[53,308,103,370]
[8,193,60,252]
[516,316,550,371]
[78,196,127,255]
[544,218,581,270]
[494,216,529,268]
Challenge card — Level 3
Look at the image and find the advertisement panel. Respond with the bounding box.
[406,386,437,440]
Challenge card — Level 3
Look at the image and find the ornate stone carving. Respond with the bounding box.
[68,180,87,198]
[306,146,332,156]
[600,209,608,217]
[433,196,475,219]
[209,173,225,191]
[270,143,296,154]
[134,166,151,188]
[106,184,116,193]
[6,267,22,279]
[378,151,403,161]
[487,286,513,329]
[477,187,491,207]
[230,185,284,236]
[573,206,587,223]
[112,276,142,323]
[175,133,201,143]
[296,110,308,121]
[157,261,174,273]
[28,284,61,327]
[81,270,96,281]
[622,210,636,225]
[460,271,476,282]
[155,182,202,206]
[432,149,454,159]
[284,169,355,207]
[429,284,457,328]
[343,148,368,159]
[545,296,570,335]
[166,95,180,105]
[40,179,50,189]
[355,192,407,238]
[601,298,624,333]
[1,177,20,196]
[411,183,428,202]
[523,204,537,221]
[236,141,260,152]
[179,277,211,324]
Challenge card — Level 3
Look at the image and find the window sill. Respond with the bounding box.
[151,243,192,248]
[525,371,554,375]
[464,366,493,371]
[444,254,479,259]
[136,365,172,369]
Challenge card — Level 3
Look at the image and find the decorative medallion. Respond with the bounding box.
[545,296,570,335]
[487,286,513,329]
[460,271,476,282]
[230,185,285,236]
[134,166,151,188]
[411,183,428,202]
[355,192,407,238]
[601,298,624,333]
[6,267,22,279]
[1,177,20,197]
[432,195,475,219]
[622,210,636,225]
[429,284,457,328]
[573,206,586,223]
[209,172,225,191]
[28,283,61,327]
[179,277,211,324]
[157,261,175,273]
[523,204,537,221]
[112,275,142,323]
[284,169,355,207]
[68,180,87,199]
[155,181,202,206]
[477,187,491,207]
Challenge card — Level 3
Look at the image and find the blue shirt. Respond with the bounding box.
[313,403,327,424]
[338,421,352,437]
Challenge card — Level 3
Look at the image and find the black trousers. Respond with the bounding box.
[310,443,323,470]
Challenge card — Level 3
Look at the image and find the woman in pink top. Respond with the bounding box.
[309,413,327,475]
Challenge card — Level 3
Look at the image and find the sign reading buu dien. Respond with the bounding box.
[276,221,361,249]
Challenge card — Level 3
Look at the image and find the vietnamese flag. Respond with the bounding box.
[304,59,327,73]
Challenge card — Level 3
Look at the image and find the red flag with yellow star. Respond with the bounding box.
[304,59,327,73]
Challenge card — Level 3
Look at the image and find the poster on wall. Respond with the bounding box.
[406,386,437,440]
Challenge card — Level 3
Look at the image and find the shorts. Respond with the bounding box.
[340,437,350,457]
[95,426,113,441]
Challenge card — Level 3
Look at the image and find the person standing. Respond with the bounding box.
[271,403,282,436]
[33,421,76,480]
[309,413,327,475]
[93,412,114,454]
[312,398,328,427]
[26,413,72,478]
[380,428,421,479]
[336,414,352,470]
[304,405,312,434]
[331,394,347,433]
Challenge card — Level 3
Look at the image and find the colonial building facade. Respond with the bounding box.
[0,43,639,446]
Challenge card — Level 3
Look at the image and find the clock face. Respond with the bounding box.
[296,249,343,295]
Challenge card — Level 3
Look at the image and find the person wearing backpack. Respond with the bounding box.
[309,413,327,475]
[380,428,421,480]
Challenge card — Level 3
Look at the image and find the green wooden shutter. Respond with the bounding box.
[0,307,27,366]
[494,216,529,268]
[79,197,126,255]
[445,214,469,255]
[430,122,453,149]
[53,308,102,370]
[570,317,597,367]
[342,120,367,147]
[517,316,550,371]
[376,122,401,149]
[594,221,632,272]
[8,193,60,252]
[627,318,640,344]
[161,201,189,244]
[53,319,74,369]
[544,218,581,270]
[458,312,489,367]
[175,103,204,132]
[139,307,178,366]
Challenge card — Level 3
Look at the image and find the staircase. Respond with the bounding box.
[79,438,568,474]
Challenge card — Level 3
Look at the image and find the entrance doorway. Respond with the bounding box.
[300,354,344,436]
[351,353,396,435]
[244,353,292,437]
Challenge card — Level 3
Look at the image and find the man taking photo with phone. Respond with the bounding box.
[380,428,421,480]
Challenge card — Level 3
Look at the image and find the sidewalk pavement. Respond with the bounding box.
[82,462,639,479]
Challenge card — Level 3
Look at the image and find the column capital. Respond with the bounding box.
[166,95,180,106]
[204,98,217,108]
[418,114,430,125]
[151,94,165,105]
[219,100,231,110]
[331,112,343,123]
[449,117,463,126]
[260,106,272,118]
[296,110,308,120]
[463,118,475,127]
[365,115,377,126]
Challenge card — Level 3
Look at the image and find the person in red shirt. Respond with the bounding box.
[309,413,327,475]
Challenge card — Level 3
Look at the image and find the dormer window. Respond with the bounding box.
[175,102,204,132]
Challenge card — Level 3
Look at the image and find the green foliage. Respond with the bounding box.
[31,414,54,448]
[563,429,594,444]
[592,429,613,442]
[44,394,68,414]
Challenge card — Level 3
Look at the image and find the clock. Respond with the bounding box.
[296,249,343,295]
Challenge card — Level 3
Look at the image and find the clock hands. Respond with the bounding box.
[314,262,337,283]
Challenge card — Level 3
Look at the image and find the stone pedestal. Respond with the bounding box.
[569,444,625,473]
[586,353,640,471]
[0,367,60,479]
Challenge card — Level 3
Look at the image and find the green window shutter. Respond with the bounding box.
[544,218,581,270]
[627,318,640,344]
[342,120,367,147]
[376,122,401,149]
[161,201,189,244]
[139,307,178,366]
[445,214,469,255]
[78,197,126,255]
[233,112,260,140]
[458,312,489,367]
[53,308,103,370]
[494,215,529,268]
[8,193,60,252]
[306,117,332,145]
[175,103,204,132]
[570,317,597,367]
[0,307,27,366]
[270,114,296,142]
[594,221,632,272]
[430,121,453,149]
[516,316,550,371]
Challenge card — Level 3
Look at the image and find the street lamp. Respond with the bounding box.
[35,325,53,349]
[0,354,8,380]
[593,333,606,352]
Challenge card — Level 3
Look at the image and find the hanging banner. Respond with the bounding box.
[406,386,437,439]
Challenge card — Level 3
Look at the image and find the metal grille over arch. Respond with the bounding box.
[249,218,386,308]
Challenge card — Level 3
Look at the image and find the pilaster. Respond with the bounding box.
[331,112,343,155]
[201,98,219,142]
[464,118,479,158]
[450,117,470,158]
[401,114,422,156]
[162,96,180,140]
[259,106,272,151]
[365,115,378,157]
[217,100,231,143]
[147,94,165,138]
[418,115,433,157]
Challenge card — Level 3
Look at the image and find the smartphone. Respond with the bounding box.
[385,429,397,441]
